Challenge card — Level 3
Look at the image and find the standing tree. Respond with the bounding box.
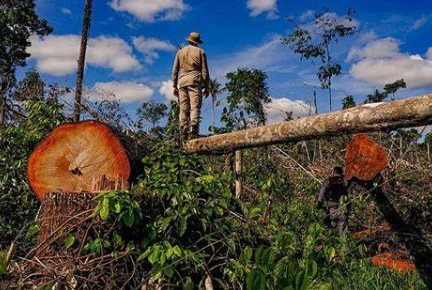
[208,78,224,127]
[0,0,52,127]
[13,69,45,102]
[364,89,388,104]
[225,68,271,125]
[282,8,357,111]
[73,0,93,122]
[342,95,356,109]
[137,100,168,132]
[384,79,406,100]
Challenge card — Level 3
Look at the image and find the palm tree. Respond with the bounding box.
[73,0,93,122]
[208,78,224,127]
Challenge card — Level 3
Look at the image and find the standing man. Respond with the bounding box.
[172,32,210,138]
[317,166,349,235]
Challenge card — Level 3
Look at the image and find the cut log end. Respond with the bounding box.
[27,121,131,200]
[345,134,389,181]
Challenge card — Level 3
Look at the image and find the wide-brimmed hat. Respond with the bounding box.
[186,32,203,45]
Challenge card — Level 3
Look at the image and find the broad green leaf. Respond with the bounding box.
[99,198,110,220]
[64,235,75,249]
[178,216,187,236]
[246,268,266,290]
[137,247,152,262]
[254,245,264,263]
[148,246,162,264]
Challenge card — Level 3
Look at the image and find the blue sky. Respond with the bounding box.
[29,0,432,129]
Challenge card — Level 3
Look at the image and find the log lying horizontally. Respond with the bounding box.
[185,93,432,154]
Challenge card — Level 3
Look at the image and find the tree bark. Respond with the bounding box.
[184,94,432,154]
[73,0,93,122]
[35,192,99,256]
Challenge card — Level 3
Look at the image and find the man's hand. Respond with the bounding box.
[203,88,209,98]
[173,88,179,97]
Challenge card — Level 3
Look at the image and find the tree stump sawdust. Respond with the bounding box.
[27,120,131,200]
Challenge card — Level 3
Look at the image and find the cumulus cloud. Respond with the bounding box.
[133,36,176,64]
[92,81,153,103]
[28,35,141,76]
[109,0,189,22]
[347,37,400,61]
[159,80,176,101]
[265,97,315,124]
[247,0,278,19]
[349,37,432,89]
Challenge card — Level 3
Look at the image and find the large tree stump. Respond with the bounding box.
[28,120,130,200]
[17,121,137,288]
[35,192,99,254]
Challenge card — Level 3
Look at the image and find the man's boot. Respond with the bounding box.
[189,125,200,139]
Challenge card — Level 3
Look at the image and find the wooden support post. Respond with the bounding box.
[185,93,432,154]
[427,142,430,162]
[235,150,243,198]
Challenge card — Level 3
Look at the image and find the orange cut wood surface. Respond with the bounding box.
[345,134,388,181]
[371,252,416,273]
[28,121,130,200]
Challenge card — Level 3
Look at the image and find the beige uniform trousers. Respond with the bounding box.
[179,85,202,135]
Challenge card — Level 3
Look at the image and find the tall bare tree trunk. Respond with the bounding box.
[212,98,215,128]
[73,0,93,122]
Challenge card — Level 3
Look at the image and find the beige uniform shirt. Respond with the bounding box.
[172,45,209,89]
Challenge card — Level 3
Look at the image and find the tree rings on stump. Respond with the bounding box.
[345,134,388,181]
[28,121,130,200]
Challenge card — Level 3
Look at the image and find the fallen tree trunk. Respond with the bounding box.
[185,93,432,154]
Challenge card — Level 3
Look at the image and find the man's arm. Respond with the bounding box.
[172,51,180,91]
[317,180,330,209]
[201,50,210,95]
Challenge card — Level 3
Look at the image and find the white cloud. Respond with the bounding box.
[28,35,142,76]
[213,34,298,79]
[88,36,141,72]
[93,81,153,103]
[411,15,429,30]
[61,8,72,15]
[347,37,400,61]
[159,80,176,101]
[357,31,378,44]
[299,10,315,22]
[349,37,432,89]
[109,0,189,22]
[265,97,315,124]
[247,0,278,19]
[133,36,176,64]
[427,48,432,59]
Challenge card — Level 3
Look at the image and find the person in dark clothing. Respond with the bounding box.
[317,166,349,234]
